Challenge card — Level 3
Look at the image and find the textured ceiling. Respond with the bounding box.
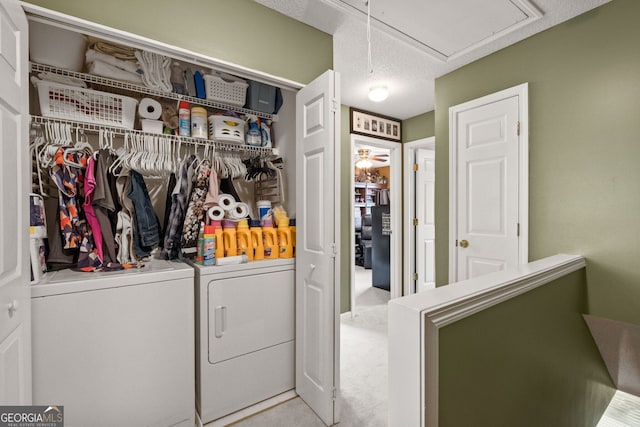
[256,0,611,120]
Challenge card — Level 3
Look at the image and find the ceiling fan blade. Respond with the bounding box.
[371,155,389,161]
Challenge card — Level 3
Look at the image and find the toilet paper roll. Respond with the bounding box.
[207,206,225,221]
[138,97,162,120]
[217,194,236,210]
[228,202,249,220]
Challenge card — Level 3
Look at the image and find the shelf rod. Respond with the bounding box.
[30,115,274,155]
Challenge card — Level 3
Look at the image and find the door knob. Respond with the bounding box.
[459,240,469,248]
[7,300,18,317]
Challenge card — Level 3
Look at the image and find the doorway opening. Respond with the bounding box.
[349,134,402,312]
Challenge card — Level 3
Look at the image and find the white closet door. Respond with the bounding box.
[295,70,340,426]
[0,0,31,405]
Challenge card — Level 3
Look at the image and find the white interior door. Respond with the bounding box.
[0,0,31,405]
[415,148,435,292]
[295,70,340,426]
[450,85,527,281]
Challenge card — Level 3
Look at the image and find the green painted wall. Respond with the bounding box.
[402,110,435,142]
[439,269,615,426]
[435,0,640,325]
[340,105,351,313]
[25,0,333,84]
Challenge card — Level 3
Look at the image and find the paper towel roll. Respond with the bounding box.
[217,194,236,210]
[138,98,162,120]
[228,202,249,220]
[207,206,225,221]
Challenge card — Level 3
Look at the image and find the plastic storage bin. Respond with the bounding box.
[245,80,277,113]
[208,115,246,144]
[29,20,87,72]
[204,72,248,106]
[35,79,138,129]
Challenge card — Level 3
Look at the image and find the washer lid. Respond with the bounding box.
[31,259,194,297]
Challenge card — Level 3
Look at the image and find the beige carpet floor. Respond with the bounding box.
[231,266,389,427]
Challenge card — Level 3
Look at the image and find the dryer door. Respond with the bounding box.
[208,269,294,364]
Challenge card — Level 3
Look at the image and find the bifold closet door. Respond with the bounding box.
[0,0,31,405]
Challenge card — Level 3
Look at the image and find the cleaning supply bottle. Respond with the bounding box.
[257,200,272,227]
[222,219,238,257]
[245,116,262,147]
[202,225,216,266]
[289,218,296,257]
[260,119,272,148]
[277,220,293,259]
[196,222,205,264]
[250,220,264,261]
[236,219,253,261]
[211,220,224,260]
[178,100,190,137]
[262,223,279,260]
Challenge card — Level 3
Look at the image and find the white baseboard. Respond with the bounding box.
[204,390,297,426]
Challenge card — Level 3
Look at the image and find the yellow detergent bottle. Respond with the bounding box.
[250,220,264,261]
[222,219,238,257]
[211,220,224,260]
[262,224,279,259]
[289,219,296,257]
[236,219,253,261]
[277,220,293,259]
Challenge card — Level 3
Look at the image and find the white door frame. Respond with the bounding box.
[448,83,529,282]
[403,137,435,296]
[350,134,402,311]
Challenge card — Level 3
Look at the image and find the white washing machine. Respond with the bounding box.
[31,259,195,427]
[193,259,295,425]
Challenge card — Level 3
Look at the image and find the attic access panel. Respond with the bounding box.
[332,0,542,60]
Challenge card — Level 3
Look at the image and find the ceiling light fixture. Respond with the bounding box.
[356,158,373,169]
[368,85,389,102]
[355,148,373,169]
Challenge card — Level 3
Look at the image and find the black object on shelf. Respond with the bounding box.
[371,205,390,291]
[360,214,372,269]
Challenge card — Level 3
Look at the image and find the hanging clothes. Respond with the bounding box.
[160,172,177,248]
[203,163,219,210]
[162,154,197,260]
[181,159,212,257]
[92,150,118,263]
[49,147,83,249]
[83,156,104,263]
[127,170,161,258]
[115,171,136,264]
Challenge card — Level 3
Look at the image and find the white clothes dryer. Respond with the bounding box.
[193,259,295,425]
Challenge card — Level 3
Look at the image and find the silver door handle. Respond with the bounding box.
[214,305,227,338]
[7,300,18,317]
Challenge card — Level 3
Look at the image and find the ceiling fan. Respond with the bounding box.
[355,148,389,168]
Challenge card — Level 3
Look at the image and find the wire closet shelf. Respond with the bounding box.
[30,62,277,121]
[30,115,274,155]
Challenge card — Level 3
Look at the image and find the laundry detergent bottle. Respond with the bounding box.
[211,220,224,260]
[289,218,296,257]
[262,224,279,259]
[277,221,293,259]
[250,220,264,261]
[236,219,253,261]
[222,219,238,257]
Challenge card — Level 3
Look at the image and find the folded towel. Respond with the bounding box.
[87,60,142,84]
[37,72,87,88]
[86,48,140,74]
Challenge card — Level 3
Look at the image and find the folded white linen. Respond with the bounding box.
[87,60,143,84]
